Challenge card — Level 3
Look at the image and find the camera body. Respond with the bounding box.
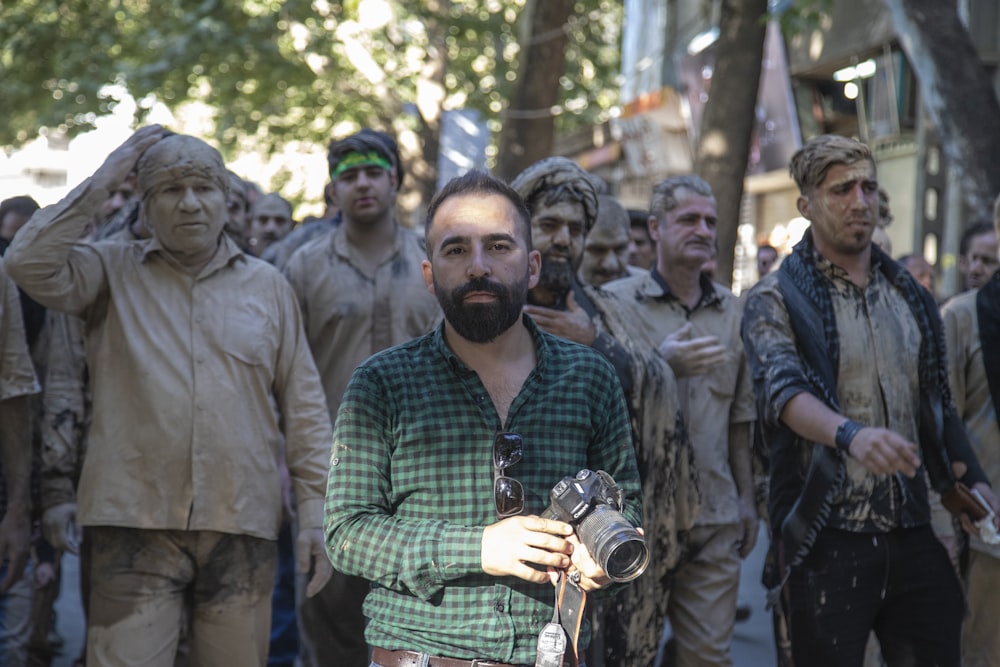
[542,469,648,582]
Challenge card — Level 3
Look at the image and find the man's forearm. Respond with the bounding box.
[779,391,845,449]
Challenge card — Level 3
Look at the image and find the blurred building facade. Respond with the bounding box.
[558,0,1000,295]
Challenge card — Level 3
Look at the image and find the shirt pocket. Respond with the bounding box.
[222,304,273,367]
[706,350,739,400]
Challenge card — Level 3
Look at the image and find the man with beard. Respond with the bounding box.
[324,170,642,667]
[514,158,700,665]
[606,174,758,667]
[743,135,996,666]
[512,157,632,386]
[285,129,440,666]
[248,192,294,257]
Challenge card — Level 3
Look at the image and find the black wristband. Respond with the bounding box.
[835,419,864,455]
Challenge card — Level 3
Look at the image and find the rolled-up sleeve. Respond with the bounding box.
[741,280,815,426]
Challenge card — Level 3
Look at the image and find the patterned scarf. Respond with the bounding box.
[774,229,956,570]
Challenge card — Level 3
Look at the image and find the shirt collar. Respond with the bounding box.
[648,268,721,310]
[433,312,549,374]
[329,220,405,264]
[140,232,245,277]
[812,243,882,288]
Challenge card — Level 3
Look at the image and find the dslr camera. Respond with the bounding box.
[541,469,648,582]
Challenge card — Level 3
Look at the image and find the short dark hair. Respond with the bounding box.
[959,220,995,256]
[789,134,874,193]
[0,195,40,223]
[627,208,650,231]
[327,129,403,189]
[423,171,532,255]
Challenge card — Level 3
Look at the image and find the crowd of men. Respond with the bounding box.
[0,125,997,667]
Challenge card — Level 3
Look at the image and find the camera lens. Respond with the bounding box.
[576,505,649,582]
[604,538,648,581]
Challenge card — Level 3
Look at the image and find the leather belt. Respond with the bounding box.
[372,647,520,667]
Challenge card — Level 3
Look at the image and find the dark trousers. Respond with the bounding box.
[299,569,370,667]
[784,524,963,667]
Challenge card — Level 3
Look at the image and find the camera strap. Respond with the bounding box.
[534,571,586,667]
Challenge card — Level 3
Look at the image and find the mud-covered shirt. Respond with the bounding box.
[745,252,921,532]
[5,179,332,538]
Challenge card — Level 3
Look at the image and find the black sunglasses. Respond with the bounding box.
[493,432,525,517]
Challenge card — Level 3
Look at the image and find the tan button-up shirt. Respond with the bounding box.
[284,223,441,417]
[5,180,332,539]
[942,290,1000,556]
[606,271,755,525]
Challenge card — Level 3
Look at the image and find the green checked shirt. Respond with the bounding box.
[325,314,642,664]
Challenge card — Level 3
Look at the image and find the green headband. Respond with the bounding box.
[331,151,392,178]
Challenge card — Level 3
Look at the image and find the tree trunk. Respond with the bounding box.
[495,0,575,180]
[694,0,769,287]
[883,0,1000,215]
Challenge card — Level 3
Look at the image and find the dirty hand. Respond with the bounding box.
[845,427,920,478]
[42,502,80,554]
[736,498,760,559]
[657,322,727,377]
[297,528,333,597]
[92,124,166,193]
[523,292,596,346]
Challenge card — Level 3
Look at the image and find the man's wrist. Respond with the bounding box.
[835,419,864,456]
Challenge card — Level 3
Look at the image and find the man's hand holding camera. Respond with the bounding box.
[481,470,646,592]
[480,516,614,592]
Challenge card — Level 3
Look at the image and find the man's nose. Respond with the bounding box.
[466,246,491,277]
[551,224,571,247]
[179,188,200,209]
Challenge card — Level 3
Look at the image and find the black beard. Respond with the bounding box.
[537,253,576,302]
[435,274,528,344]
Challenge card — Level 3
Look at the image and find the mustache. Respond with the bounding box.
[453,276,508,300]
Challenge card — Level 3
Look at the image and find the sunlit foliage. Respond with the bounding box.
[0,0,622,156]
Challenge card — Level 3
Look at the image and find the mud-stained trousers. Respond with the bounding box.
[664,523,742,667]
[963,549,1000,667]
[86,527,277,667]
[785,524,963,667]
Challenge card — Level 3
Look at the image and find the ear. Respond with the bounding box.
[647,214,660,242]
[796,195,811,219]
[421,258,435,295]
[388,169,399,192]
[527,249,542,289]
[326,181,339,208]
